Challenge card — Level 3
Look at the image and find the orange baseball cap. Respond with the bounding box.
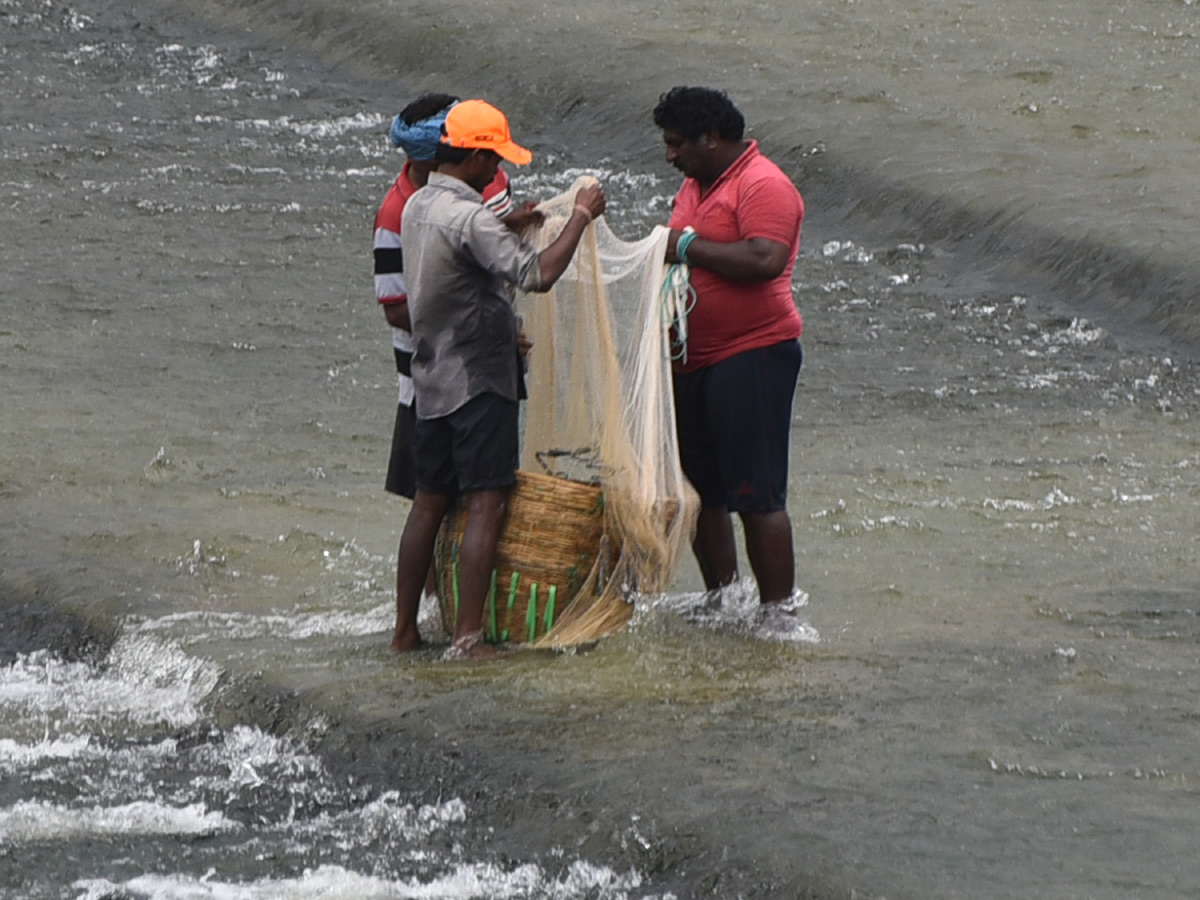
[440,99,533,165]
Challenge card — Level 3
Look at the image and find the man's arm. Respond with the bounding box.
[532,184,606,290]
[666,232,791,283]
[382,301,411,330]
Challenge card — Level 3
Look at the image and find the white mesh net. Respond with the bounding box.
[516,177,700,646]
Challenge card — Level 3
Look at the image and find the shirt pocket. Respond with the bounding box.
[697,194,742,243]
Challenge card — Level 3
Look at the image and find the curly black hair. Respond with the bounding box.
[398,92,459,126]
[652,86,745,142]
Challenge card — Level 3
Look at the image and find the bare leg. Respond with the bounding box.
[392,490,451,651]
[692,505,739,591]
[450,487,509,656]
[741,509,794,605]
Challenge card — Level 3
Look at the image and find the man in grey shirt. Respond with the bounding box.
[391,99,606,658]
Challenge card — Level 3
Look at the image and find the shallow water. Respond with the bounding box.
[3,0,1200,898]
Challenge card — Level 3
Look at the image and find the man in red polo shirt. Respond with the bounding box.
[653,85,805,626]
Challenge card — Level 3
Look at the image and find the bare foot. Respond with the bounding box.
[753,600,820,644]
[442,629,504,661]
[390,624,423,652]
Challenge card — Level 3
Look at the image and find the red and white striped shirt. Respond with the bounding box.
[373,161,513,405]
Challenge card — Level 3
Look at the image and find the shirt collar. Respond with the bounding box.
[699,139,759,196]
[427,171,483,201]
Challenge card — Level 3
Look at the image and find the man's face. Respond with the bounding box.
[467,150,502,193]
[661,128,710,181]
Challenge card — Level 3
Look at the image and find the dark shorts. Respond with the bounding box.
[413,392,519,495]
[673,339,802,513]
[385,402,417,500]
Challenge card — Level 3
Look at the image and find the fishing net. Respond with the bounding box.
[436,176,699,648]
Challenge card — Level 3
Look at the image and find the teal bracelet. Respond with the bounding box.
[676,230,698,265]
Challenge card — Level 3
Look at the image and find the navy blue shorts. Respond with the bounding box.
[413,392,519,495]
[672,339,802,513]
[385,402,417,500]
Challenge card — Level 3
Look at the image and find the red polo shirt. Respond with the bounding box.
[667,140,803,372]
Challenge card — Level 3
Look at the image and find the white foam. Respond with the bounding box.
[0,799,239,844]
[983,487,1078,513]
[821,240,874,263]
[72,860,668,900]
[1036,317,1106,347]
[0,734,92,768]
[1012,370,1064,389]
[511,167,664,195]
[134,603,392,643]
[1112,489,1156,504]
[241,113,385,139]
[290,793,467,846]
[0,634,220,738]
[180,725,325,793]
[507,167,671,226]
[858,514,919,531]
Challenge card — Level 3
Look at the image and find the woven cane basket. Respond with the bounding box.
[434,470,619,645]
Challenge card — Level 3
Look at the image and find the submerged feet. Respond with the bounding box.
[391,616,508,659]
[442,629,505,661]
[753,596,820,643]
[662,580,820,643]
[391,591,443,653]
[390,632,508,660]
[389,624,424,652]
[391,627,507,659]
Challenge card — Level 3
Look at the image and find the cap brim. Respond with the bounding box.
[495,142,533,165]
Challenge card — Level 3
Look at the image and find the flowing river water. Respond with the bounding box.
[3,0,1200,897]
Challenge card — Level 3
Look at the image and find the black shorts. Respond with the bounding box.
[385,402,417,500]
[673,339,802,513]
[413,392,519,495]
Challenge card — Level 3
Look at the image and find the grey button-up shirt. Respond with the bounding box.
[400,173,542,419]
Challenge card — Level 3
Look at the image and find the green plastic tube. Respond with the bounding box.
[502,571,520,642]
[544,585,557,632]
[527,583,539,643]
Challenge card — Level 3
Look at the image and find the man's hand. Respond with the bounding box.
[665,228,686,265]
[533,181,608,291]
[502,201,544,234]
[573,183,606,221]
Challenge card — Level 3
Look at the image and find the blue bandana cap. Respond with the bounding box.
[389,106,452,161]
